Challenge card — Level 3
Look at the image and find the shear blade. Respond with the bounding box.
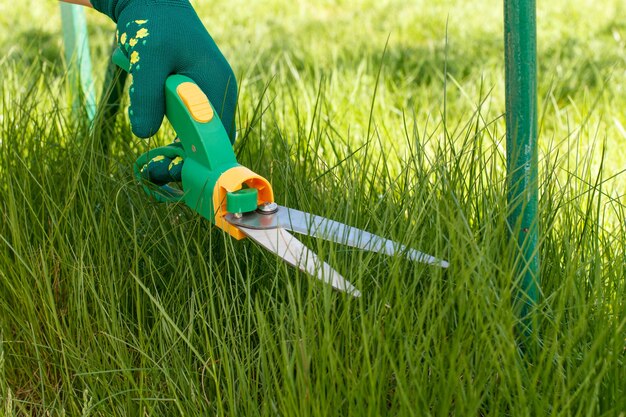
[225,206,449,268]
[280,207,449,267]
[239,226,361,297]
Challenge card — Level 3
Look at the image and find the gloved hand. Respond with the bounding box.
[91,0,238,142]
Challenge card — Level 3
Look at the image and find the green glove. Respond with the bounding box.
[91,0,238,142]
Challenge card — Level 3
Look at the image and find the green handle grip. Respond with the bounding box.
[113,48,242,222]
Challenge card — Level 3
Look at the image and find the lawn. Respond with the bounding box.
[0,0,625,415]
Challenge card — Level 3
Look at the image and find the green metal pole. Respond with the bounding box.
[504,0,540,322]
[60,3,96,121]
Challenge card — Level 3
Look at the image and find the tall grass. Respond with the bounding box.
[1,0,625,415]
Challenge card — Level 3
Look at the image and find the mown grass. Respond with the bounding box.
[1,0,625,415]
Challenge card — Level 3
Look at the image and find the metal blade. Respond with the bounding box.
[281,207,449,267]
[239,226,361,297]
[226,206,449,268]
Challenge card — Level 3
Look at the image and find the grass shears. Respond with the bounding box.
[112,49,448,297]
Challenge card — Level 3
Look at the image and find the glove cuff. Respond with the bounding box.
[91,0,191,23]
[90,0,131,22]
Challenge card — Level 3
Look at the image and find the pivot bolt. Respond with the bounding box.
[257,202,278,214]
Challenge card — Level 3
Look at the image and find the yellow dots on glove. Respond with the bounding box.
[135,19,148,24]
[136,28,149,39]
[169,156,183,170]
[130,51,140,64]
[129,38,138,47]
[120,32,127,45]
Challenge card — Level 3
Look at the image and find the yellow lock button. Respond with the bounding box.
[176,82,214,123]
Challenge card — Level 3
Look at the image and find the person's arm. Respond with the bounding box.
[58,0,92,7]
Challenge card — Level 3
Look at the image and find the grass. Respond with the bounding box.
[1,0,625,415]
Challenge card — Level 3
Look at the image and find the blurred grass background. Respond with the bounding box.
[0,0,625,415]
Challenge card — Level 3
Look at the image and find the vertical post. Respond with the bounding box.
[504,0,540,323]
[60,3,96,121]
